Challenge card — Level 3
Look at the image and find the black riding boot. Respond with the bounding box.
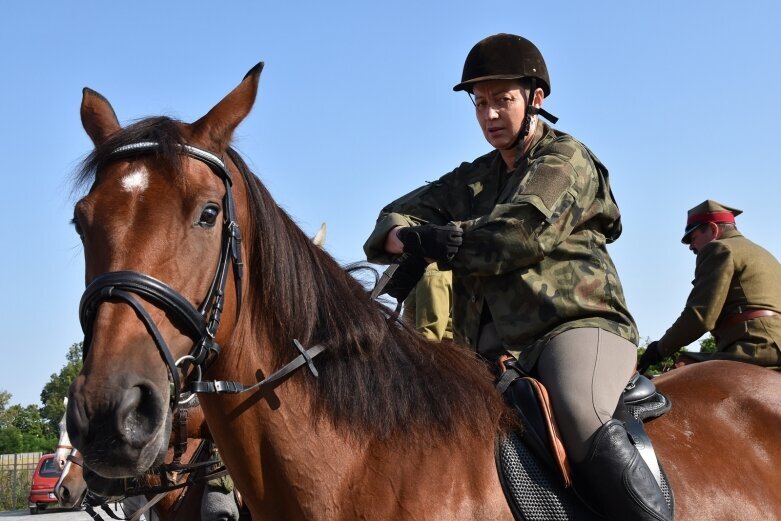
[578,419,672,521]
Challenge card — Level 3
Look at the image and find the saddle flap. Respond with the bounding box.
[525,378,572,487]
[504,376,572,487]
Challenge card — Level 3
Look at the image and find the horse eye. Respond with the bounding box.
[198,205,220,227]
[71,217,83,237]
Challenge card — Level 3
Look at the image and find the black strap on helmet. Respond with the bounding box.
[506,78,559,152]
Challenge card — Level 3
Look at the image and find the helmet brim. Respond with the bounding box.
[453,74,551,95]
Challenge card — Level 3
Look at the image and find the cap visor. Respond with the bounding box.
[681,224,700,244]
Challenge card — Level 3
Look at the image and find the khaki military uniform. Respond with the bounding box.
[402,263,454,341]
[658,228,781,367]
[365,121,638,373]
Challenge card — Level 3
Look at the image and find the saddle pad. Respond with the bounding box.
[626,391,672,422]
[497,431,675,521]
[496,431,595,521]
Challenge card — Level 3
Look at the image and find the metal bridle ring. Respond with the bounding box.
[175,355,202,405]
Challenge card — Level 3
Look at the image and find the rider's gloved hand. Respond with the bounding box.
[382,254,429,302]
[397,223,463,262]
[637,341,663,374]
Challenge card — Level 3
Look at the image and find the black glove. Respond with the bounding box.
[637,341,663,374]
[382,254,428,302]
[397,223,463,262]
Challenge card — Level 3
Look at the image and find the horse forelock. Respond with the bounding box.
[231,153,510,446]
[73,116,189,194]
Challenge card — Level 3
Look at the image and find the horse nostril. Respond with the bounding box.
[59,485,71,502]
[117,383,165,447]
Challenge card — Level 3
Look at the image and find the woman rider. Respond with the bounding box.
[364,33,671,521]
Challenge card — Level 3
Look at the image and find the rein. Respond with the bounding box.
[79,141,324,408]
[76,438,229,521]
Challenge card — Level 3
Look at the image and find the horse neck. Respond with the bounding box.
[203,381,506,519]
[198,381,358,516]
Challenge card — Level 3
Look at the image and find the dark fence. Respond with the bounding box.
[0,452,42,511]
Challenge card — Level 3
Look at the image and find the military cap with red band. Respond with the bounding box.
[681,199,742,243]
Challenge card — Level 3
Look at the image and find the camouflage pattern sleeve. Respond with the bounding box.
[363,174,463,264]
[450,141,598,275]
[657,241,734,356]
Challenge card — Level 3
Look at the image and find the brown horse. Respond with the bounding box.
[66,64,781,521]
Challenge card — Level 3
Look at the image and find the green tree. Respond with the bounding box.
[699,335,717,353]
[0,425,23,454]
[0,395,56,453]
[9,405,45,437]
[0,390,12,429]
[636,337,688,375]
[0,342,82,454]
[40,342,83,438]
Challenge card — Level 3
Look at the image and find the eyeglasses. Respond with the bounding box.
[469,93,523,113]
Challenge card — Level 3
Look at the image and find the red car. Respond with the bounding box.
[28,453,62,514]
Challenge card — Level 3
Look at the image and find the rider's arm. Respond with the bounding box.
[656,241,734,356]
[364,177,458,264]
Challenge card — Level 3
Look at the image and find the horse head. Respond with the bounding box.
[54,449,87,509]
[66,63,262,478]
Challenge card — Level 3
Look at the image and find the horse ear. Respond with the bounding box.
[192,62,264,150]
[312,223,327,248]
[81,88,121,146]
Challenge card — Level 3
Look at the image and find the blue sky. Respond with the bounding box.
[1,1,779,406]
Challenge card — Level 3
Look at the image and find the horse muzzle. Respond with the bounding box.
[67,373,171,478]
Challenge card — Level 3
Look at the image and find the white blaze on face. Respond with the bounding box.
[120,167,150,193]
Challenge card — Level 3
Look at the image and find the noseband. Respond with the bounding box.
[79,142,244,407]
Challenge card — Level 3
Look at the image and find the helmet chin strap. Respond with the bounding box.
[503,78,560,157]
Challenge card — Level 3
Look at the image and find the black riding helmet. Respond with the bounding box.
[454,33,558,147]
[453,33,551,95]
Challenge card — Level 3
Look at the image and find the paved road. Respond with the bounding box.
[0,503,149,520]
[0,510,92,520]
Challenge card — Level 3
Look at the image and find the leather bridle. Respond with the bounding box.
[78,140,326,409]
[79,142,244,407]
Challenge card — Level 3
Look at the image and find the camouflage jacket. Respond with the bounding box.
[658,229,781,366]
[364,121,638,372]
[402,263,454,341]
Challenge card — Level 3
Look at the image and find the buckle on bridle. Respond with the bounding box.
[175,355,202,405]
[293,339,319,378]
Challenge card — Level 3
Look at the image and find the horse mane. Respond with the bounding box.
[74,116,510,447]
[228,152,511,447]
